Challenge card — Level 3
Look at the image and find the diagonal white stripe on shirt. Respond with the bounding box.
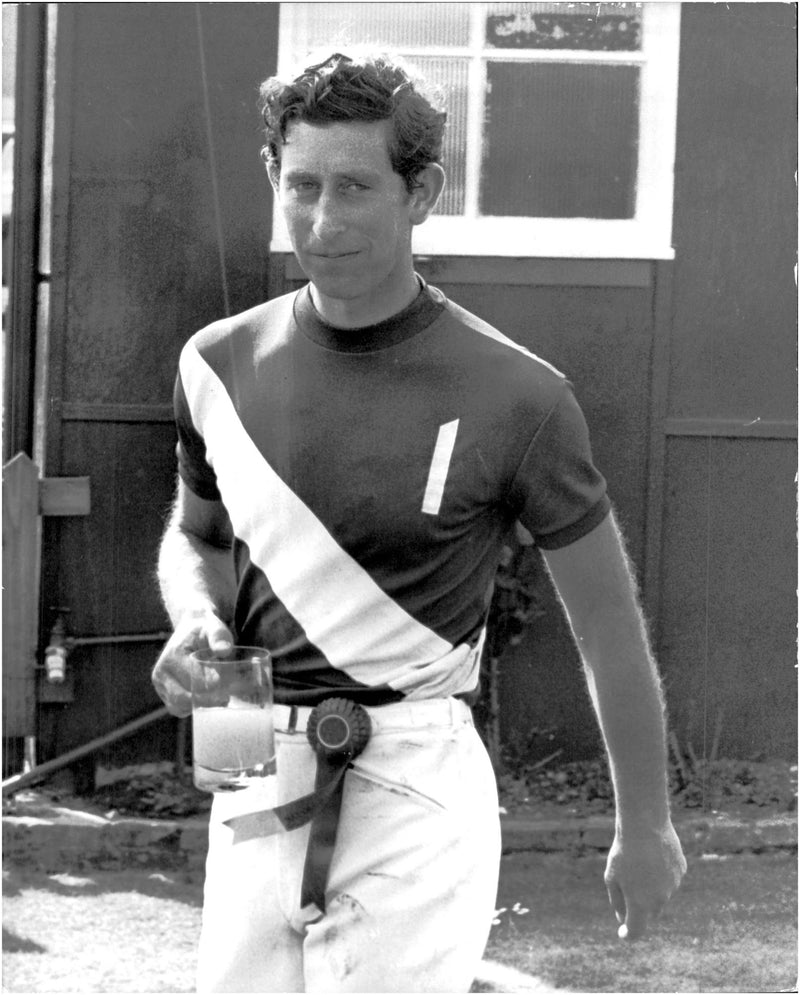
[180,344,459,689]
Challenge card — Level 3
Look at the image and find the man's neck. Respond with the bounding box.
[309,272,420,329]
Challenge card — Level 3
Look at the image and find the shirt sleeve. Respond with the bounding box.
[174,369,221,501]
[509,382,611,549]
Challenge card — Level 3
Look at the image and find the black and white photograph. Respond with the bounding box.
[2,3,796,993]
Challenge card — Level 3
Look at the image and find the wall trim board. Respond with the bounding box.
[664,418,798,440]
[60,403,173,423]
[41,3,75,480]
[277,254,654,289]
[642,260,675,639]
[4,5,47,462]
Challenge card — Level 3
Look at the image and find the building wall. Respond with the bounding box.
[656,3,797,759]
[35,3,796,767]
[39,3,279,766]
[486,4,797,762]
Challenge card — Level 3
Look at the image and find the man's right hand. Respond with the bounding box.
[152,613,234,717]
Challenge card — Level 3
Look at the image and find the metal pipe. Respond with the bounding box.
[67,632,172,648]
[2,705,171,796]
[34,631,173,669]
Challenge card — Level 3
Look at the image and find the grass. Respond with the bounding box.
[4,852,795,993]
[486,851,797,993]
[3,867,203,993]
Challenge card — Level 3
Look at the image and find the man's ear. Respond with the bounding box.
[408,164,446,225]
[266,159,281,194]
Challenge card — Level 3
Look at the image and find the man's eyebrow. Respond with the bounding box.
[282,169,316,182]
[282,168,384,184]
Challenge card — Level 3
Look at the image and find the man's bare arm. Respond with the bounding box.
[152,479,238,717]
[541,510,686,939]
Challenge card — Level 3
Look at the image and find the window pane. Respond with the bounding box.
[481,62,639,219]
[288,2,470,61]
[411,57,468,216]
[486,2,642,51]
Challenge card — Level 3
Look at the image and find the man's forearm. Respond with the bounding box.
[158,520,236,628]
[578,614,671,832]
[543,514,673,832]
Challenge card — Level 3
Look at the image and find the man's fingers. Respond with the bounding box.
[606,879,652,940]
[152,616,234,713]
[153,670,193,718]
[618,902,648,941]
[605,879,626,925]
[206,624,234,654]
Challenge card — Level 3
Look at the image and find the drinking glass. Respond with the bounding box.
[190,646,275,792]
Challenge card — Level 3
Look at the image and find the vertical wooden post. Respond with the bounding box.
[2,452,91,754]
[2,453,41,739]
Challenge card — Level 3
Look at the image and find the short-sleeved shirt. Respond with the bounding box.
[174,281,610,706]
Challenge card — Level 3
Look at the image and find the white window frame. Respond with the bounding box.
[270,3,681,260]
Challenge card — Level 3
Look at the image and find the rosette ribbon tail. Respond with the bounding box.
[222,697,372,915]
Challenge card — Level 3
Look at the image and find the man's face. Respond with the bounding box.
[272,119,424,312]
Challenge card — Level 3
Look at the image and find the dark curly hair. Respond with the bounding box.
[259,52,447,193]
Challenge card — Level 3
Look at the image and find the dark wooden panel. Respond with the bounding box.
[58,3,278,407]
[40,4,280,763]
[45,421,177,639]
[658,436,797,760]
[670,4,797,421]
[38,419,178,763]
[61,403,173,423]
[37,641,178,766]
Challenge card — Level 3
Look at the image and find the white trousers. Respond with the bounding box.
[196,697,501,993]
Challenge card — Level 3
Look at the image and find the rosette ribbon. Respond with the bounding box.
[224,697,372,913]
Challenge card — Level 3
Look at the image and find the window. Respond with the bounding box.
[271,2,680,259]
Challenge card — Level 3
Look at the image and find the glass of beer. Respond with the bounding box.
[189,646,276,792]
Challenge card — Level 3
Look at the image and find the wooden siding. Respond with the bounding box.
[24,2,796,767]
[655,3,797,760]
[38,3,279,766]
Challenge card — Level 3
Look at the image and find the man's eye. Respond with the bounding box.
[345,182,369,193]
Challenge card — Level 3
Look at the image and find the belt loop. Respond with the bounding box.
[288,705,299,734]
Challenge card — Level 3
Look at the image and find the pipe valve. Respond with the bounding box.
[44,610,70,684]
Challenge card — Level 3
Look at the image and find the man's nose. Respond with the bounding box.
[312,191,347,239]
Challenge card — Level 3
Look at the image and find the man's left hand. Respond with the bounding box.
[604,821,687,941]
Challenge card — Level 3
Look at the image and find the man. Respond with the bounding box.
[152,51,686,994]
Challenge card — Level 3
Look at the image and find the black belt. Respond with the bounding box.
[224,697,372,913]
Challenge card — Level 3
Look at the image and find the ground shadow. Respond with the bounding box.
[2,864,204,907]
[2,927,47,954]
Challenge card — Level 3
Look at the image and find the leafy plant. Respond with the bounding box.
[93,765,212,819]
[474,528,551,765]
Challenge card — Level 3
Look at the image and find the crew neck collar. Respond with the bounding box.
[293,277,445,354]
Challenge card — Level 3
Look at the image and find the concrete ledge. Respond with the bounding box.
[3,809,209,872]
[677,814,798,854]
[500,811,797,857]
[3,802,795,873]
[501,815,614,854]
